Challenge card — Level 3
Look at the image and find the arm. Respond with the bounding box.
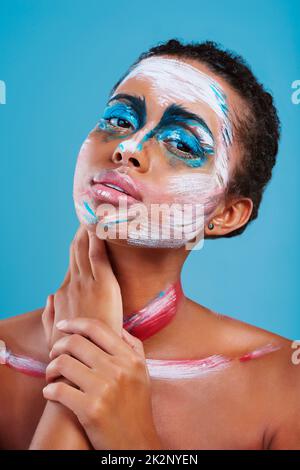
[30,227,123,450]
[29,393,92,450]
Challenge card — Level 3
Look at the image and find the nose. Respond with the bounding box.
[111,137,149,172]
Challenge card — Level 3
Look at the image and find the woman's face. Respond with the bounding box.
[73,55,240,249]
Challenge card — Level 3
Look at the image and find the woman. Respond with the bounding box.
[0,39,299,450]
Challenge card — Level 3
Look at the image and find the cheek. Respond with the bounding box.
[73,135,107,194]
[165,172,224,219]
[72,137,101,227]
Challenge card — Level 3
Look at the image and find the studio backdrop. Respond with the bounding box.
[0,0,299,339]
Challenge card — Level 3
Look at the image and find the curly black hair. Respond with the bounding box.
[110,38,281,237]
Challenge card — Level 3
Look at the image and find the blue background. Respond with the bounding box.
[0,0,299,338]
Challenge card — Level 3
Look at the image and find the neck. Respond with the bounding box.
[104,240,188,319]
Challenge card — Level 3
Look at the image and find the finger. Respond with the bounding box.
[49,333,114,375]
[88,231,113,281]
[42,294,55,325]
[61,267,71,287]
[46,354,93,390]
[56,318,132,357]
[74,225,92,277]
[43,381,85,419]
[70,234,79,278]
[121,328,146,360]
[42,295,55,348]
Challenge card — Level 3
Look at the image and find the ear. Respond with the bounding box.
[204,197,253,237]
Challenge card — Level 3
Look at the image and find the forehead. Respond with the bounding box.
[113,56,234,148]
[115,56,229,121]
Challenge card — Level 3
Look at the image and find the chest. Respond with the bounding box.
[3,370,264,450]
[149,375,265,449]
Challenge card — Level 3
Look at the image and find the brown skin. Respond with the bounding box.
[1,56,300,449]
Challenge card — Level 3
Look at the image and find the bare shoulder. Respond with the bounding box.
[185,297,291,356]
[263,338,300,449]
[0,308,49,448]
[188,299,300,449]
[0,307,48,361]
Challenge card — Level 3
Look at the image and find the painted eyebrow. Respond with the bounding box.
[107,94,213,140]
[158,103,214,141]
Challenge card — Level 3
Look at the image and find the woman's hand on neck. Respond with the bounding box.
[104,237,188,319]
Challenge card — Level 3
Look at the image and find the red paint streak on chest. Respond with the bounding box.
[239,343,281,362]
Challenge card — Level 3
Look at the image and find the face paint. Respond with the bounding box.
[123,279,183,340]
[146,342,282,380]
[0,336,282,381]
[239,343,281,362]
[119,56,232,187]
[73,56,233,249]
[98,102,140,138]
[0,340,46,378]
[146,355,232,380]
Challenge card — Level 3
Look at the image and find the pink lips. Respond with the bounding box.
[90,171,142,206]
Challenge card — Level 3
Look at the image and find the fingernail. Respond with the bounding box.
[56,320,68,329]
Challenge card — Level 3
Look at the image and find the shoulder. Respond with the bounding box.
[209,305,300,449]
[192,301,300,449]
[0,308,48,361]
[263,341,300,449]
[185,297,290,357]
[0,308,49,449]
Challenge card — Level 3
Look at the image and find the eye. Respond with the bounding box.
[106,117,132,129]
[97,102,139,134]
[157,127,209,168]
[165,138,196,156]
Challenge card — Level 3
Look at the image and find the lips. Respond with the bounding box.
[90,171,142,206]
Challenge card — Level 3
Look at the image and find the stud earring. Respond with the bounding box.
[208,222,214,230]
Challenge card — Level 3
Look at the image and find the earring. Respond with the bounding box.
[208,222,214,230]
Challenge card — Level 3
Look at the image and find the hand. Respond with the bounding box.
[42,225,123,351]
[42,294,55,351]
[43,317,163,450]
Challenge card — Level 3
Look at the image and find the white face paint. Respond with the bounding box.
[73,56,233,249]
[119,56,233,188]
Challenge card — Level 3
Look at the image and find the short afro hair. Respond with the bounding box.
[110,38,281,237]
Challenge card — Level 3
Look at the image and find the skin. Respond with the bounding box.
[0,55,300,450]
